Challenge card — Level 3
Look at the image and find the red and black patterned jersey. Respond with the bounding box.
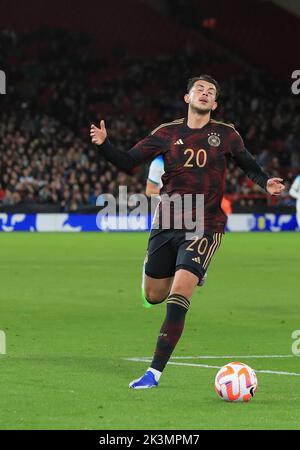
[101,117,269,233]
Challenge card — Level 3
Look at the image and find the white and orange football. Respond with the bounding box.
[214,362,258,402]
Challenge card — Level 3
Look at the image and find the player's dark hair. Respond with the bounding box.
[187,75,221,100]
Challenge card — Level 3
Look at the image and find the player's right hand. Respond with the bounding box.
[90,120,107,145]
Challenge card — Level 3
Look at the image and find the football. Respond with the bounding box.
[214,362,258,402]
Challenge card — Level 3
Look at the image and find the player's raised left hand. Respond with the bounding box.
[90,120,107,146]
[266,178,285,195]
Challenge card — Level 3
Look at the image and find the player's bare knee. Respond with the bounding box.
[171,269,199,300]
[144,287,167,304]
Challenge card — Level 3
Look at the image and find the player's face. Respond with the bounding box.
[184,80,218,114]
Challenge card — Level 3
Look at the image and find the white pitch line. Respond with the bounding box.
[125,358,300,377]
[156,355,297,360]
[257,370,300,376]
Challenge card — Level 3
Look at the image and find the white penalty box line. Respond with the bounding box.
[124,355,300,377]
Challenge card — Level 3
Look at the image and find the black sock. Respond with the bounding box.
[150,294,190,372]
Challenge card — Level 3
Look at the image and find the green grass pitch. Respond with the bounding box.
[0,231,299,430]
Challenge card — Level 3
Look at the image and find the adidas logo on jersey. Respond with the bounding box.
[174,139,184,145]
[192,257,201,264]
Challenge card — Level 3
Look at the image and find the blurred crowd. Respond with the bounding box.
[0,27,299,212]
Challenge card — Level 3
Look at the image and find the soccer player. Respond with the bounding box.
[143,155,207,310]
[289,174,300,229]
[90,75,285,389]
[141,155,165,308]
[146,155,164,198]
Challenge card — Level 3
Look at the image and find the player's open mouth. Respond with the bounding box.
[199,99,208,104]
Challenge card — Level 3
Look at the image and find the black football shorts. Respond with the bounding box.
[144,228,222,285]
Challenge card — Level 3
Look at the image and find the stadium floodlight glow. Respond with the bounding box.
[0,70,6,95]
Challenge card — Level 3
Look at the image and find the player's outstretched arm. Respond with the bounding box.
[90,120,163,173]
[90,120,139,172]
[233,149,285,196]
